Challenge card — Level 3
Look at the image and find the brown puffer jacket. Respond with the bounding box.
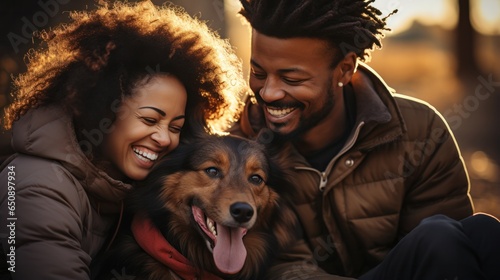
[232,63,473,279]
[0,106,132,279]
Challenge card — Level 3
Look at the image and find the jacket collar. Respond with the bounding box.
[11,106,132,209]
[350,62,406,150]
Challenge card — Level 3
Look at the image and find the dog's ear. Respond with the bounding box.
[254,128,291,157]
[180,124,211,146]
[255,129,297,200]
[255,128,274,148]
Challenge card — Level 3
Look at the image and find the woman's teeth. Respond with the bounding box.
[267,107,295,117]
[133,148,159,161]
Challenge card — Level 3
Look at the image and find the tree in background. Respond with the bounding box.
[456,0,482,82]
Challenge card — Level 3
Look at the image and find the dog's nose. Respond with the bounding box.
[230,202,254,223]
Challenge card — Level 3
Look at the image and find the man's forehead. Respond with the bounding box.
[250,31,336,68]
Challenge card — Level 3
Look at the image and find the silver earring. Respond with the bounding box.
[338,82,344,87]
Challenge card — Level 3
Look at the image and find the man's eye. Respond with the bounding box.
[251,71,266,80]
[283,78,303,85]
[205,167,221,178]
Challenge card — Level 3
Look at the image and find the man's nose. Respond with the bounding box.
[259,77,286,103]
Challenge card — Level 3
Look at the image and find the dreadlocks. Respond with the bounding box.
[239,0,396,62]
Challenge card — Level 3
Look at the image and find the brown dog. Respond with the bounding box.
[94,134,297,280]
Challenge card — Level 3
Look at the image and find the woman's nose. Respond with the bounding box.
[151,128,171,148]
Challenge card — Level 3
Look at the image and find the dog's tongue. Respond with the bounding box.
[213,224,247,275]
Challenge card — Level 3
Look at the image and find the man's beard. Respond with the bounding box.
[257,82,335,143]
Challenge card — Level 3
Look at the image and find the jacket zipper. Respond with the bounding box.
[295,121,365,191]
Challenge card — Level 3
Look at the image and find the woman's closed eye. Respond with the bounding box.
[141,117,157,125]
[169,125,183,134]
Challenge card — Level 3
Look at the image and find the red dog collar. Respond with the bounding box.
[132,214,223,280]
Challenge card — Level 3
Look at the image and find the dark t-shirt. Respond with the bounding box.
[304,84,357,171]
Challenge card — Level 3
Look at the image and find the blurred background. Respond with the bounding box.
[0,0,499,218]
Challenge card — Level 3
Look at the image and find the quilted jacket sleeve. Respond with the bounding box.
[398,99,473,236]
[0,157,91,280]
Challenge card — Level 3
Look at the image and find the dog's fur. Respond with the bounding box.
[94,134,297,280]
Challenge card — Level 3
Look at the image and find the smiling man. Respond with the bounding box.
[231,0,500,279]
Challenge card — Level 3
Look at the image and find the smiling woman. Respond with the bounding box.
[101,74,188,181]
[0,1,247,279]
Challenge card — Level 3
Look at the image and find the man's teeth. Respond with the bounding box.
[267,107,295,117]
[133,148,158,161]
[206,217,217,236]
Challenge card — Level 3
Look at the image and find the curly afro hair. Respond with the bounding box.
[239,0,396,62]
[4,1,248,137]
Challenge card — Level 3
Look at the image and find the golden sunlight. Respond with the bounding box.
[374,0,457,35]
[471,0,500,35]
[469,151,499,182]
[375,0,500,35]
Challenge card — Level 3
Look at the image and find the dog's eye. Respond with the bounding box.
[249,175,264,185]
[205,167,221,178]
